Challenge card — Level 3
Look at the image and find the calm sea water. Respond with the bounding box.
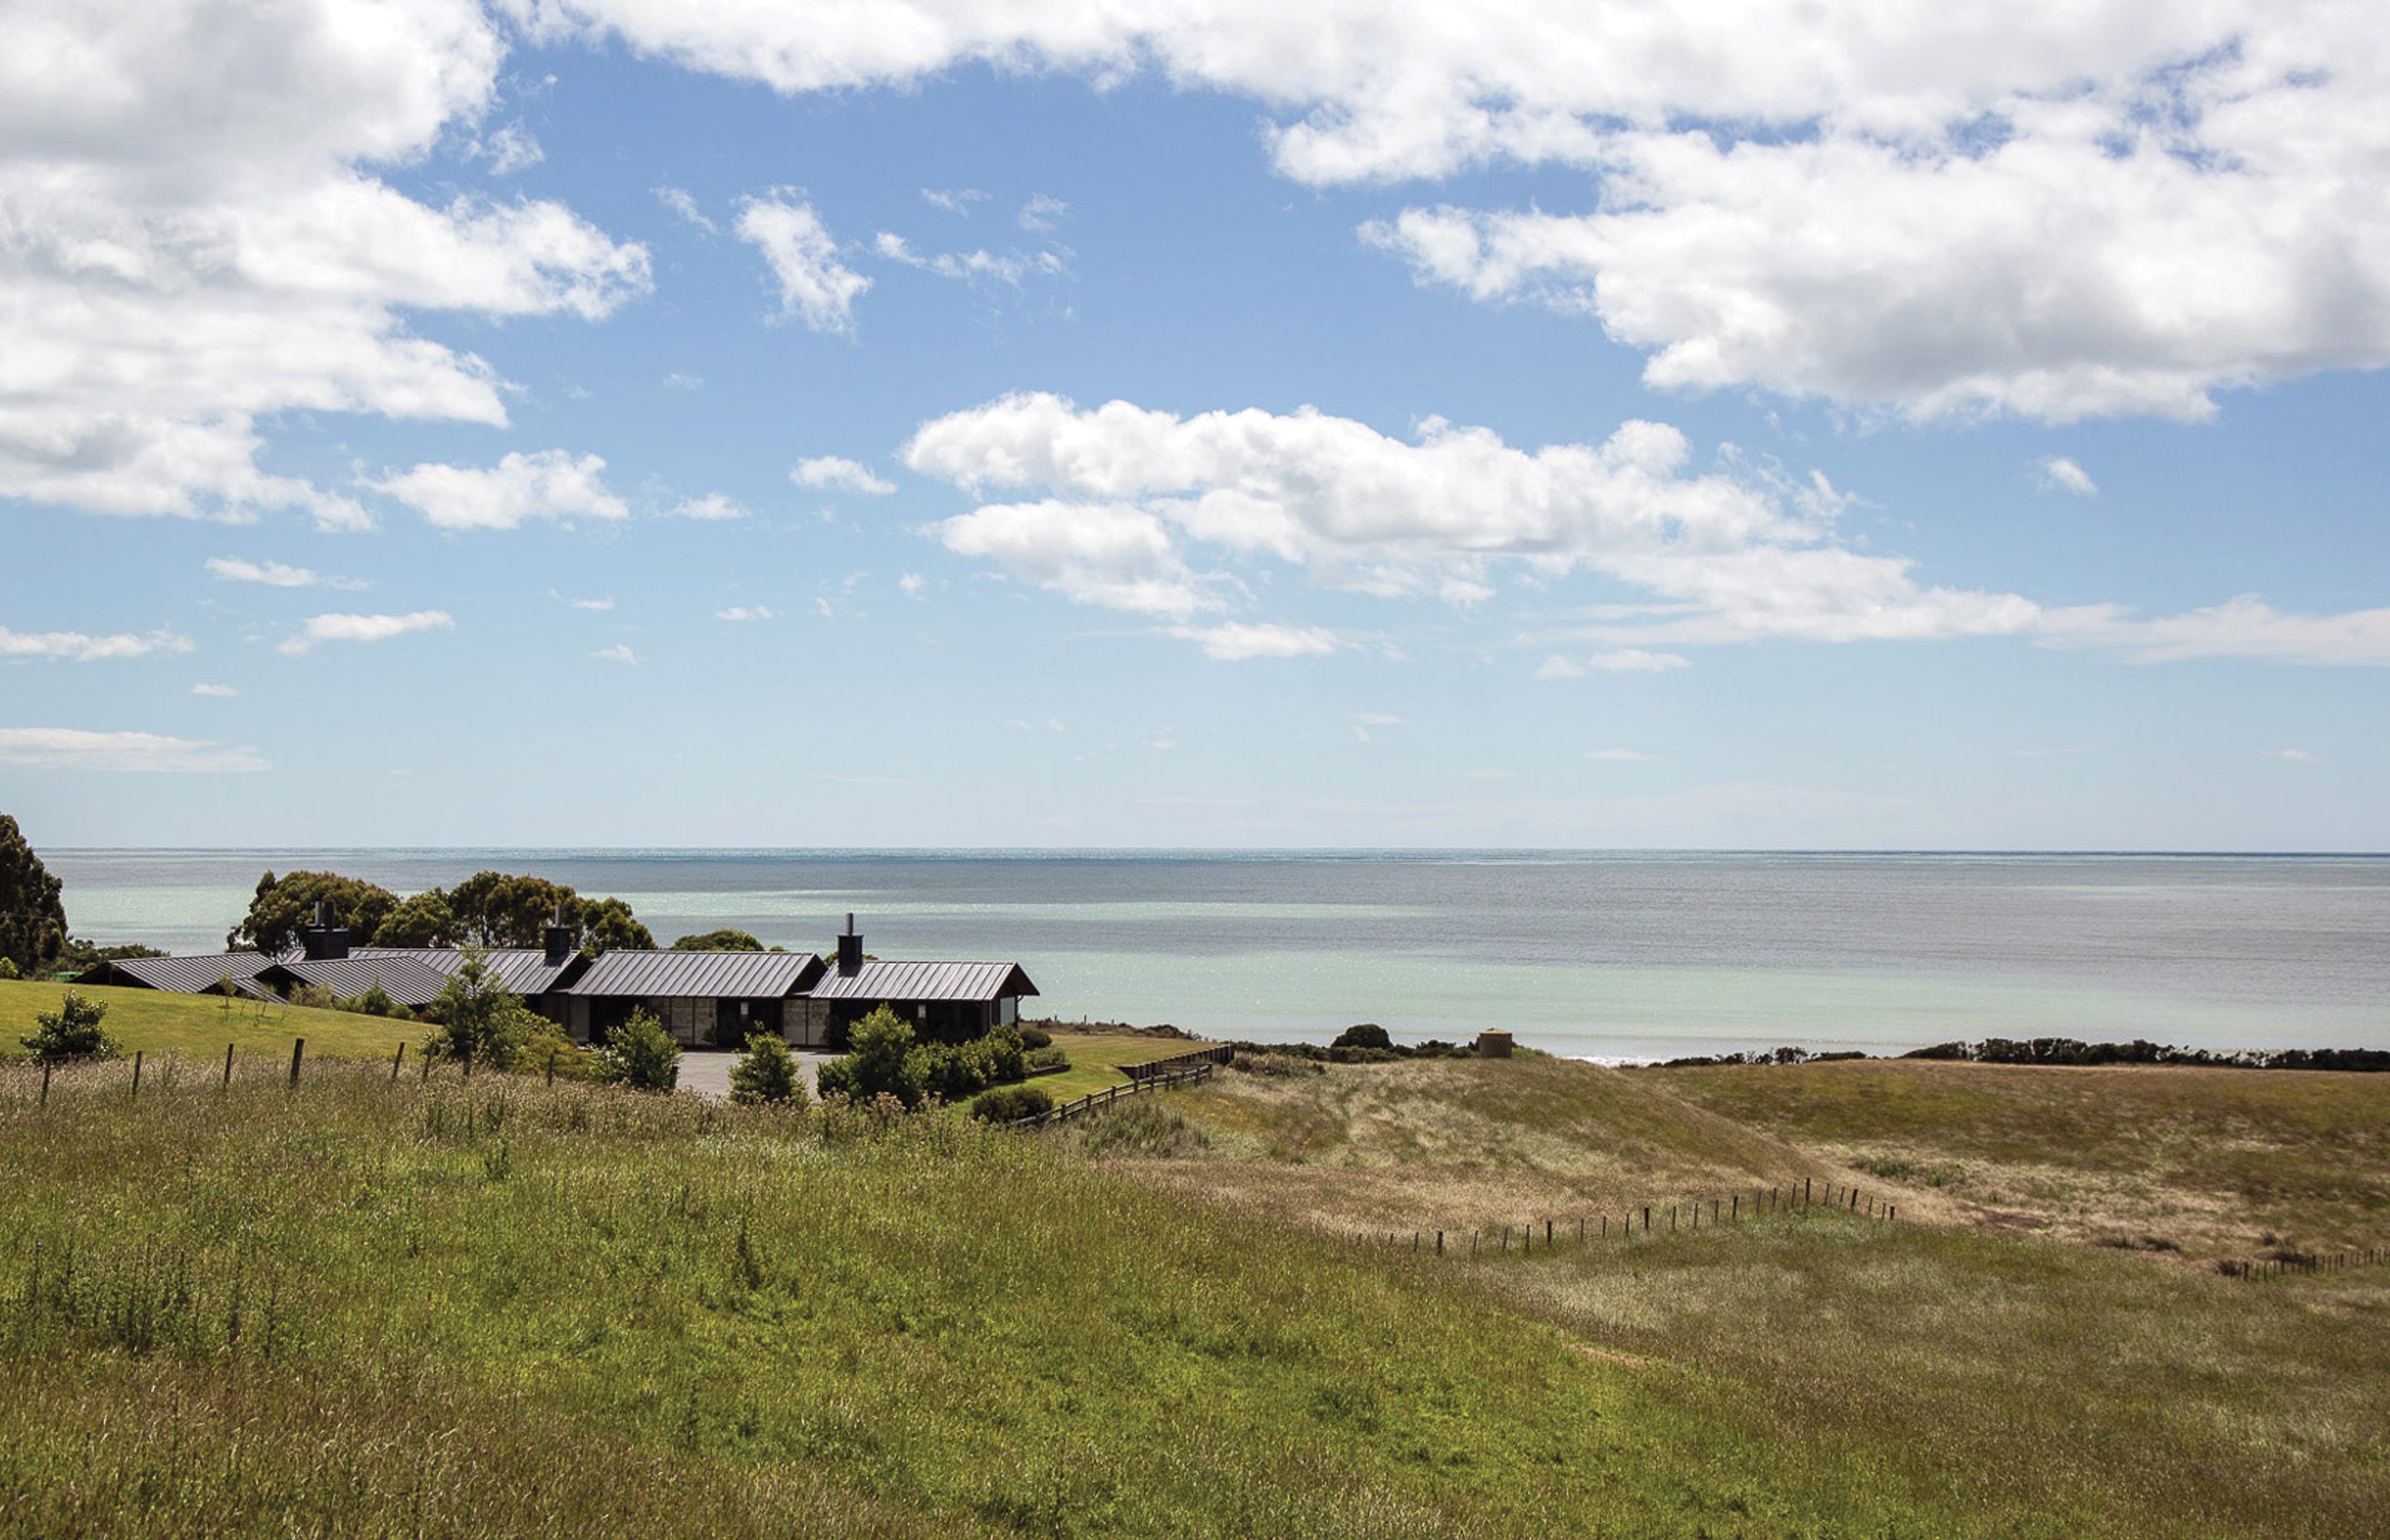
[37,849,2390,1061]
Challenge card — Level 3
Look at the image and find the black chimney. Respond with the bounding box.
[836,912,861,977]
[543,906,574,966]
[300,899,350,961]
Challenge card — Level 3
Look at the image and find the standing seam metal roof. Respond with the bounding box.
[80,953,276,993]
[807,960,1039,1003]
[271,955,455,1008]
[563,950,826,999]
[350,948,584,997]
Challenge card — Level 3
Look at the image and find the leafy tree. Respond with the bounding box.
[729,1031,807,1106]
[371,889,458,948]
[1332,1023,1392,1051]
[574,895,653,953]
[56,939,168,976]
[422,947,536,1069]
[0,958,17,980]
[597,1008,680,1091]
[21,990,120,1063]
[230,870,400,956]
[815,1006,926,1107]
[670,928,767,952]
[0,814,68,976]
[441,871,656,953]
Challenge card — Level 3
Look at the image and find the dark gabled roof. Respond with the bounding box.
[563,950,827,1000]
[350,948,587,997]
[77,952,276,993]
[265,954,454,1008]
[807,960,1039,1004]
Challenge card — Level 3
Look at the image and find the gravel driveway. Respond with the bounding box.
[675,1048,837,1101]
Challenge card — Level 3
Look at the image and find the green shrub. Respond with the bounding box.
[971,1084,1052,1123]
[519,1021,593,1080]
[817,1006,926,1107]
[917,1040,989,1101]
[0,958,19,981]
[1024,1044,1069,1072]
[597,1008,680,1092]
[19,990,120,1064]
[340,982,410,1019]
[290,983,344,1011]
[980,1023,1027,1084]
[730,1031,808,1107]
[1332,1023,1392,1051]
[1018,1025,1051,1050]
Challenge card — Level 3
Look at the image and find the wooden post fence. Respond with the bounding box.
[288,1037,304,1088]
[130,1050,143,1101]
[223,1041,235,1089]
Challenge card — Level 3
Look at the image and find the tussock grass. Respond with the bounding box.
[1646,1059,2390,1257]
[1151,1053,1836,1231]
[1471,1212,2390,1538]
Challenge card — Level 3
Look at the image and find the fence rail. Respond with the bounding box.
[1118,1044,1235,1083]
[1349,1176,1901,1260]
[1019,1057,1220,1127]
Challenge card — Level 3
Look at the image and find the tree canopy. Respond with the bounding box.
[229,870,402,956]
[235,867,655,957]
[0,814,69,975]
[669,928,770,952]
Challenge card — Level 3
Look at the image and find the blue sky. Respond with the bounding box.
[2,2,2385,848]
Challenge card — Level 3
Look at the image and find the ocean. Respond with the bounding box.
[37,849,2390,1062]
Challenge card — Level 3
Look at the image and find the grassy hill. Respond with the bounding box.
[5,1043,2383,1535]
[1147,1050,1841,1233]
[0,978,413,1067]
[3,1059,1983,1538]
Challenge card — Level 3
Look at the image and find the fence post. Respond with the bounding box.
[39,1060,51,1106]
[1643,1206,1651,1233]
[1804,1177,1812,1207]
[546,1050,557,1087]
[392,1043,404,1082]
[288,1037,305,1088]
[1436,1231,1444,1256]
[129,1050,143,1101]
[1849,1187,1858,1212]
[1601,1215,1607,1240]
[224,1041,236,1089]
[1546,1219,1554,1246]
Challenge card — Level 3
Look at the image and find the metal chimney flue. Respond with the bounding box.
[543,904,574,966]
[300,899,350,961]
[836,913,861,977]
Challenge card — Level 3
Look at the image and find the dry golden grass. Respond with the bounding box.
[1644,1059,2390,1260]
[1141,1052,1856,1234]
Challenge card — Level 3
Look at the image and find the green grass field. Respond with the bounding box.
[5,1031,2384,1534]
[0,978,413,1067]
[2,1059,1973,1538]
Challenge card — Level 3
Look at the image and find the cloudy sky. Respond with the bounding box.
[2,0,2385,848]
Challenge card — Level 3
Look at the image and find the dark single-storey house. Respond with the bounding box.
[802,919,1040,1045]
[560,948,828,1048]
[74,951,280,998]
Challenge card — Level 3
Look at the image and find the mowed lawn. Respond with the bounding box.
[0,978,415,1068]
[1016,1030,1219,1104]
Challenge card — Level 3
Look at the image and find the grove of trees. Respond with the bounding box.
[231,869,656,956]
[0,814,70,976]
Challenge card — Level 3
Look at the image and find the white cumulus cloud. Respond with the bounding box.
[716,606,773,621]
[0,0,648,526]
[0,626,192,662]
[518,1,2390,422]
[367,450,627,530]
[735,191,870,334]
[190,683,239,697]
[205,556,363,590]
[591,642,637,664]
[1168,622,1341,660]
[0,727,266,772]
[667,492,749,521]
[2037,457,2100,497]
[280,610,453,655]
[792,456,896,495]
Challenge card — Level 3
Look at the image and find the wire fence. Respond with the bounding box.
[1352,1176,1900,1258]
